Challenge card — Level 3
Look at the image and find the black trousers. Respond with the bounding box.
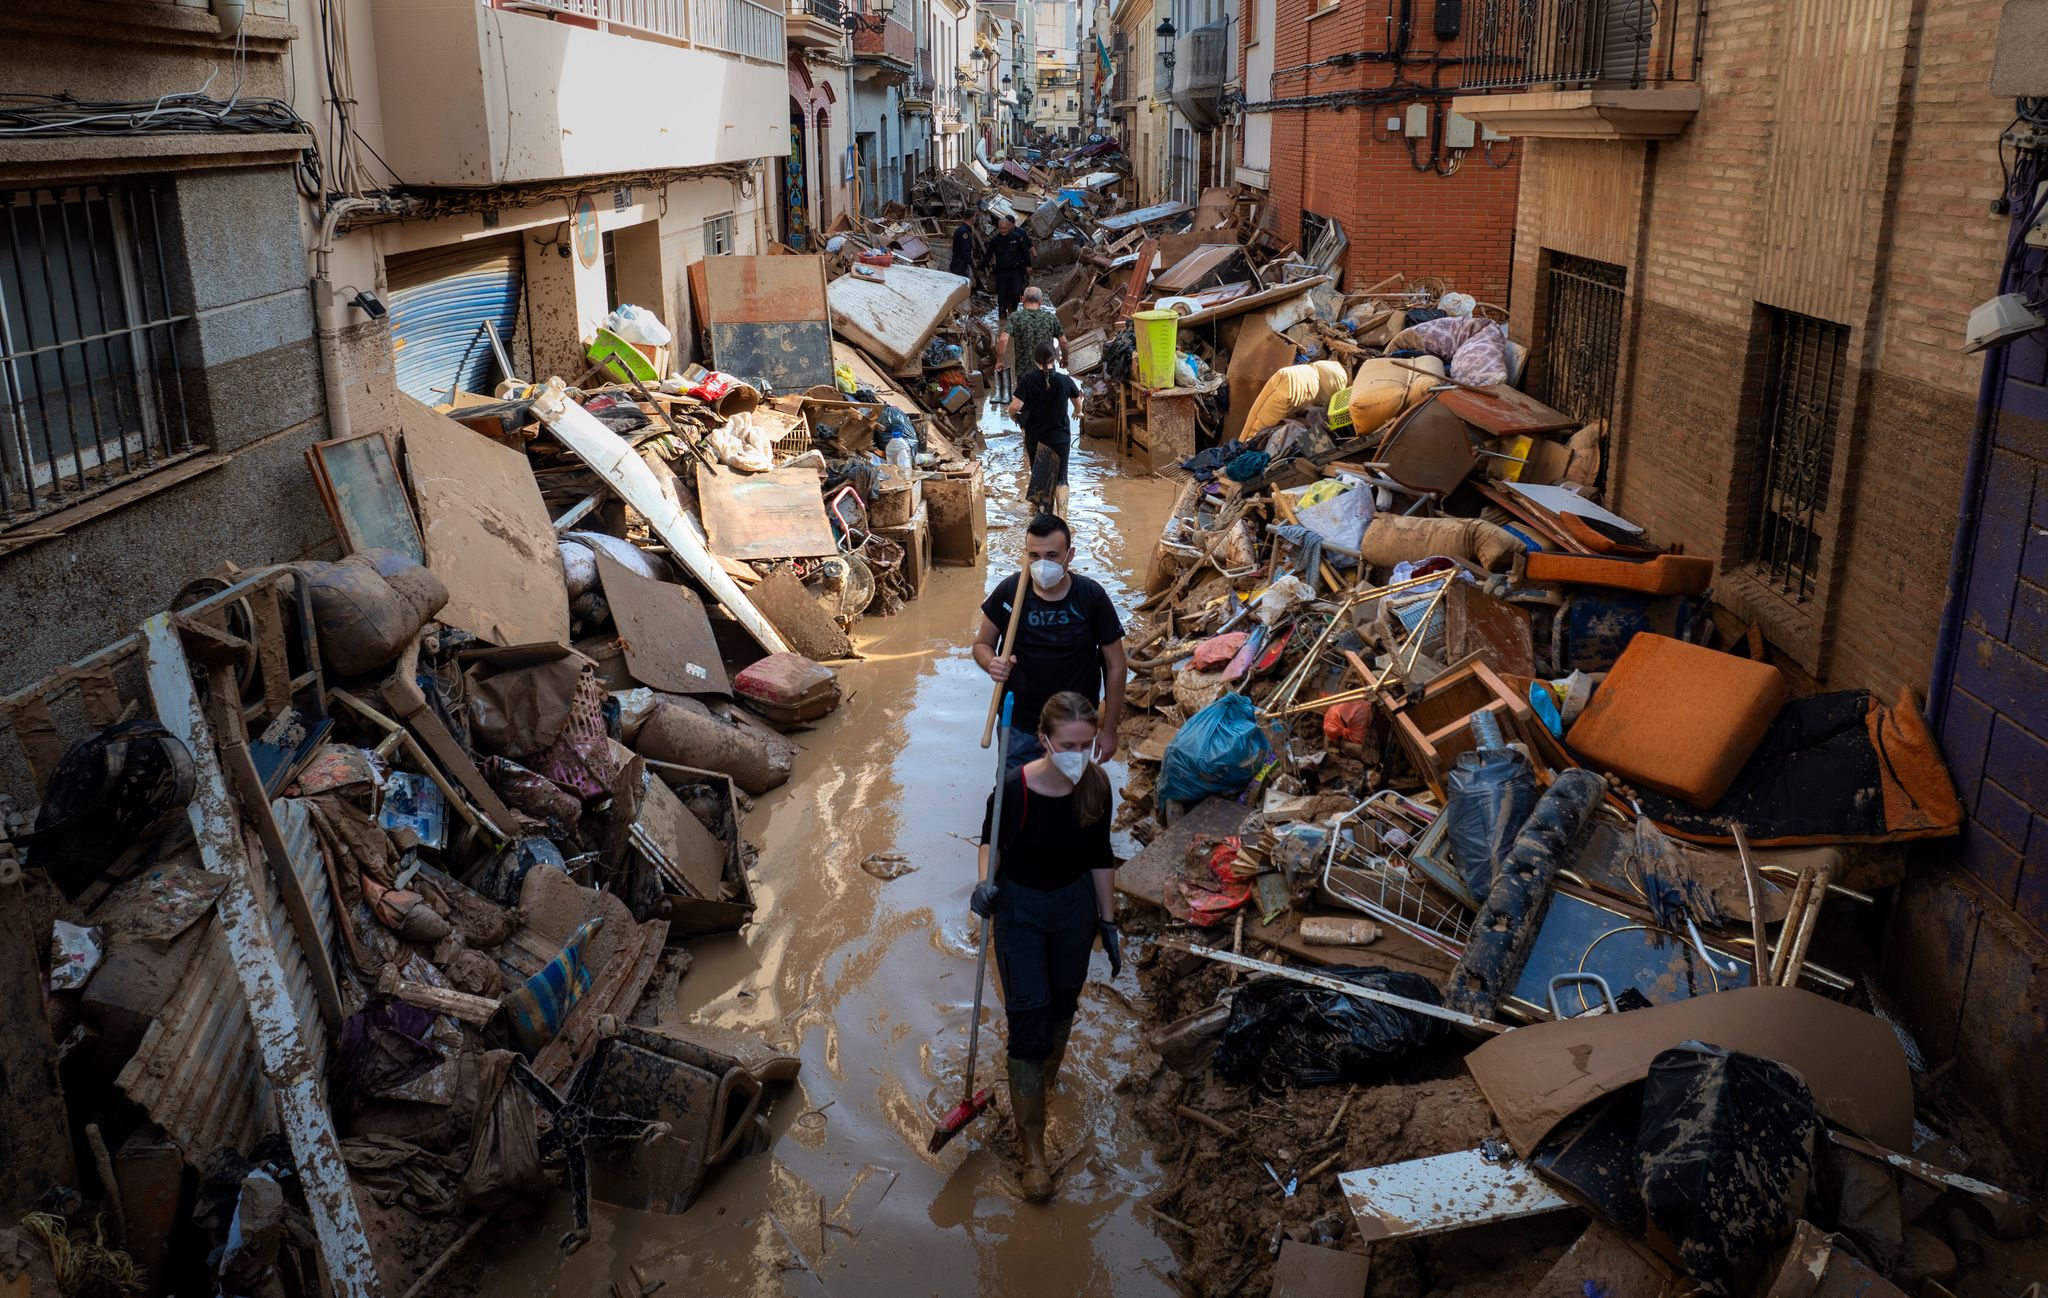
[995,271,1027,322]
[993,875,1097,1060]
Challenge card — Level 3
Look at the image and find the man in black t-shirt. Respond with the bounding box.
[1009,341,1082,515]
[974,513,1127,771]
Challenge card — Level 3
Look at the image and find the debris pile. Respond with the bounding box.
[0,270,988,1295]
[1100,260,2037,1294]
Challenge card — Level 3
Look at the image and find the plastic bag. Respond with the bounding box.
[602,304,672,347]
[1190,632,1249,672]
[1323,699,1374,749]
[1257,575,1314,627]
[1442,744,1538,900]
[1159,694,1271,805]
[1638,1043,1818,1295]
[50,920,102,990]
[1213,965,1447,1091]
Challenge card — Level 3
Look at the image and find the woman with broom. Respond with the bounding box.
[969,690,1123,1199]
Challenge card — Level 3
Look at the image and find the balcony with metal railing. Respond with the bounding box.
[1170,20,1226,128]
[905,48,936,112]
[852,13,916,68]
[375,1,788,184]
[785,0,844,49]
[1450,0,1702,139]
[505,0,784,60]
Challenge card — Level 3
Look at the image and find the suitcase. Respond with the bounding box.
[732,653,842,727]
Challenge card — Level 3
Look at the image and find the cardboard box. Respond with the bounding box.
[924,465,986,565]
[878,502,932,598]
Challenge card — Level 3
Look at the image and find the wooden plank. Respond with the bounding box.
[1435,384,1581,436]
[695,463,839,562]
[593,552,731,696]
[401,396,571,647]
[532,918,669,1087]
[143,615,383,1298]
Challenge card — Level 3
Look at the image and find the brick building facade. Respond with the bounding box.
[1238,0,1521,303]
[1454,0,2048,1163]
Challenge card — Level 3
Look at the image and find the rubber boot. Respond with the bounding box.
[1008,1057,1053,1201]
[1043,1016,1075,1091]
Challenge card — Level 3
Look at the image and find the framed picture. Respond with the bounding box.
[305,431,424,562]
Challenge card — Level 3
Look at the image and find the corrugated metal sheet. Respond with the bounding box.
[115,912,270,1164]
[387,238,523,405]
[114,802,335,1154]
[114,805,337,1167]
[264,799,337,1068]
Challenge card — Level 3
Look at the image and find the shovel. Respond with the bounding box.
[929,694,1014,1153]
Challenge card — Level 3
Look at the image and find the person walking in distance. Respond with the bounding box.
[1008,341,1081,516]
[995,285,1064,395]
[983,213,1033,324]
[969,691,1123,1200]
[973,513,1127,773]
[949,216,976,280]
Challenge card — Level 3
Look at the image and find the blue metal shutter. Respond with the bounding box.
[385,238,523,405]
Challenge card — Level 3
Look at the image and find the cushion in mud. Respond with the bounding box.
[1566,633,1786,808]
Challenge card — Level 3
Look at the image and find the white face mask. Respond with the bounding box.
[1048,749,1090,781]
[1029,558,1067,588]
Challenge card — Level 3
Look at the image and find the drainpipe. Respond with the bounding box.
[311,197,378,442]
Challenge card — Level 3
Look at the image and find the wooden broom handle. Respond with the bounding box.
[980,568,1030,748]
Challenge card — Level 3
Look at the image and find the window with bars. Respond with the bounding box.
[703,211,736,256]
[1540,251,1626,434]
[0,180,193,529]
[1742,307,1850,603]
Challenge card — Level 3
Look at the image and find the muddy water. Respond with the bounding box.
[485,409,1183,1296]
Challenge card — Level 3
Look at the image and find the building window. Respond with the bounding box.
[703,212,736,256]
[0,180,192,529]
[1742,306,1850,603]
[1539,251,1626,434]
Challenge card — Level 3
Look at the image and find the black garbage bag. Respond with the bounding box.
[1637,1043,1818,1295]
[1213,965,1446,1092]
[25,720,196,899]
[1442,744,1538,900]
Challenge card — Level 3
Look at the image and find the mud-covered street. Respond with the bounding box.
[480,411,1181,1296]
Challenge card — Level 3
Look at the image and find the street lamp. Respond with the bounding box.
[847,0,895,35]
[1154,16,1177,72]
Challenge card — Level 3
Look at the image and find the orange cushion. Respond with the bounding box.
[1524,551,1715,596]
[1567,634,1786,808]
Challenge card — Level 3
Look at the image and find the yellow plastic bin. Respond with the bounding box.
[1133,310,1180,390]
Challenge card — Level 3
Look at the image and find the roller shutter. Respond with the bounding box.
[385,238,523,405]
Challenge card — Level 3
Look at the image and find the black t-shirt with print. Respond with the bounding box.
[979,571,1125,735]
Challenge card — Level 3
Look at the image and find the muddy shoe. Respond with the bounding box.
[1008,1057,1054,1202]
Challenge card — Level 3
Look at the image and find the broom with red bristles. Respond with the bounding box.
[928,693,1016,1153]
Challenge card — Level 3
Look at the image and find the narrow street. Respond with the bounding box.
[485,412,1183,1296]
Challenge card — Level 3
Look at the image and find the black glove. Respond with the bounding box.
[1098,920,1123,979]
[970,880,999,919]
